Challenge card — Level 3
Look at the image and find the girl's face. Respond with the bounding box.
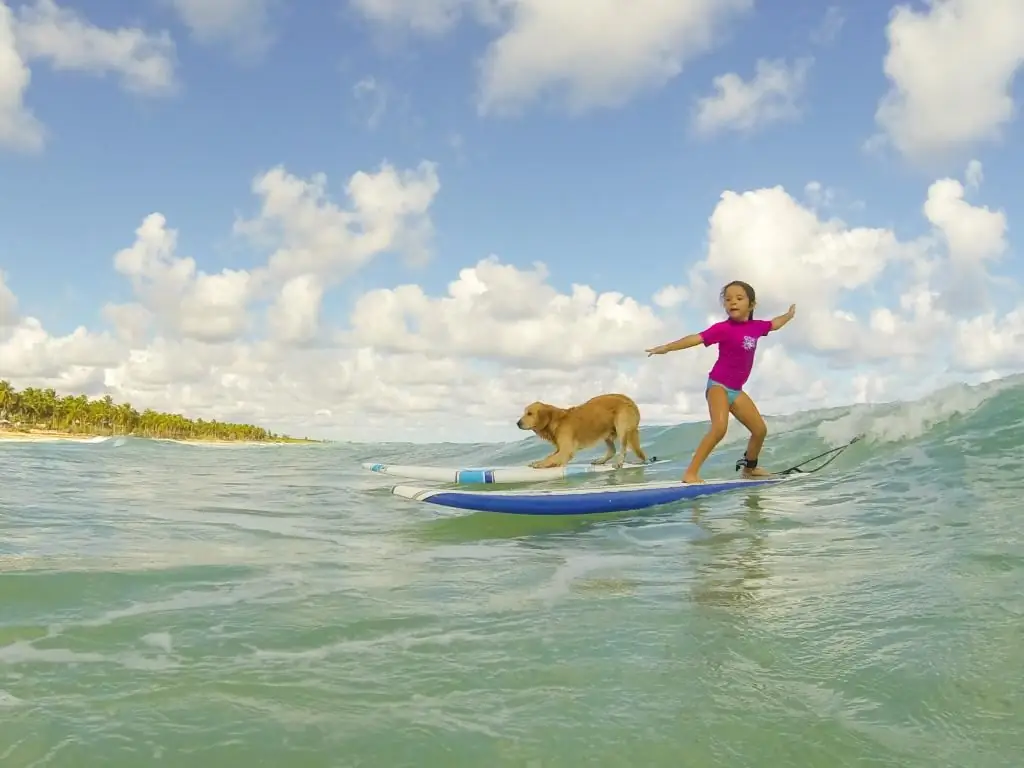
[723,284,753,320]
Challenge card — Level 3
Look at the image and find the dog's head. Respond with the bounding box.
[516,401,553,432]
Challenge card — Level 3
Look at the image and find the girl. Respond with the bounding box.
[645,280,795,484]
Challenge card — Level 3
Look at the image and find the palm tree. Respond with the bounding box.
[0,382,314,442]
[0,380,15,421]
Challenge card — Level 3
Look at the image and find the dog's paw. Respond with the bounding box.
[590,458,608,466]
[612,459,625,469]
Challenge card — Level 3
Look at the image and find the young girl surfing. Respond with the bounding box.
[645,280,795,484]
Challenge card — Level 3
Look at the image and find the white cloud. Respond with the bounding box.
[923,173,1007,270]
[110,213,258,344]
[810,6,845,47]
[652,285,688,309]
[803,181,828,205]
[802,181,856,213]
[952,308,1024,372]
[101,302,152,345]
[349,0,754,116]
[0,0,43,151]
[477,0,753,115]
[169,0,275,59]
[14,0,177,95]
[0,0,176,152]
[234,161,440,281]
[965,159,983,190]
[267,274,324,345]
[352,75,388,128]
[99,160,442,350]
[873,0,1024,161]
[346,255,666,368]
[2,156,1022,442]
[920,160,1007,312]
[349,0,471,36]
[0,269,19,325]
[0,316,122,380]
[693,57,812,136]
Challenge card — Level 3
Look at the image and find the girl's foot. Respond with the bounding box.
[682,472,704,484]
[742,466,771,478]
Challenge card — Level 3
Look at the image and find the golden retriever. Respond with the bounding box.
[516,393,648,469]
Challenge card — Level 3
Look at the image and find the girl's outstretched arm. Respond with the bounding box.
[770,304,796,331]
[646,333,703,356]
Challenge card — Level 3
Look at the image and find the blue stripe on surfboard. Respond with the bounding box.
[393,477,785,516]
[454,469,495,484]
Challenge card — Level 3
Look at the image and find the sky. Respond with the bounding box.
[0,0,1022,443]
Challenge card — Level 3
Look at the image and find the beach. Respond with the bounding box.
[0,427,110,443]
[0,427,296,445]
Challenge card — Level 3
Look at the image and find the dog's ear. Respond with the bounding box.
[533,403,553,429]
[534,405,555,442]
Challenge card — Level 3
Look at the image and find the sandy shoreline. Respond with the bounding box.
[0,429,107,443]
[0,429,298,445]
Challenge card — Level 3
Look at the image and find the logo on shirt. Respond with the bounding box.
[742,336,757,351]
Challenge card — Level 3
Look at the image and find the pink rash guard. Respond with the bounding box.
[699,317,773,391]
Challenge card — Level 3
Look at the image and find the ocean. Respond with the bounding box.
[1,375,1022,767]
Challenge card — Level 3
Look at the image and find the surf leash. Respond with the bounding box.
[734,434,863,477]
[774,434,863,476]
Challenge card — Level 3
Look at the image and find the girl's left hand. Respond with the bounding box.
[788,304,796,317]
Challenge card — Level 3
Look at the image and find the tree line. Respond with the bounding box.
[0,380,312,442]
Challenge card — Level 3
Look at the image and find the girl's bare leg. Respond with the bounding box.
[729,392,770,477]
[682,386,731,483]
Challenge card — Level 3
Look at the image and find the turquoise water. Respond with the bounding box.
[1,376,1023,767]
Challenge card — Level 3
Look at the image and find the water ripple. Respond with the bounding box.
[2,386,1024,765]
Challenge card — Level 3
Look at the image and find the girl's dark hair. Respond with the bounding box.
[720,280,756,319]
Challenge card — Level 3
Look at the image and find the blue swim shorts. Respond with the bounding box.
[706,377,741,406]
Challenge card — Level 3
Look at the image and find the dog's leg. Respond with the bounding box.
[627,428,648,463]
[612,413,639,468]
[532,450,573,468]
[532,434,575,468]
[529,453,558,468]
[591,438,616,465]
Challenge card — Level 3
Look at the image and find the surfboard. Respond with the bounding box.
[387,435,863,516]
[390,476,787,515]
[361,457,667,484]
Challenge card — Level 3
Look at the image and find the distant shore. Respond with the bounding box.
[0,427,320,445]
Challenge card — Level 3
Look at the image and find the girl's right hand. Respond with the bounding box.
[645,346,664,357]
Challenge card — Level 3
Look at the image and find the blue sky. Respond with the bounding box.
[2,0,1019,338]
[1,0,1023,440]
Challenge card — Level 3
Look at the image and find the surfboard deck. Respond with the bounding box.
[362,457,667,484]
[390,475,788,515]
